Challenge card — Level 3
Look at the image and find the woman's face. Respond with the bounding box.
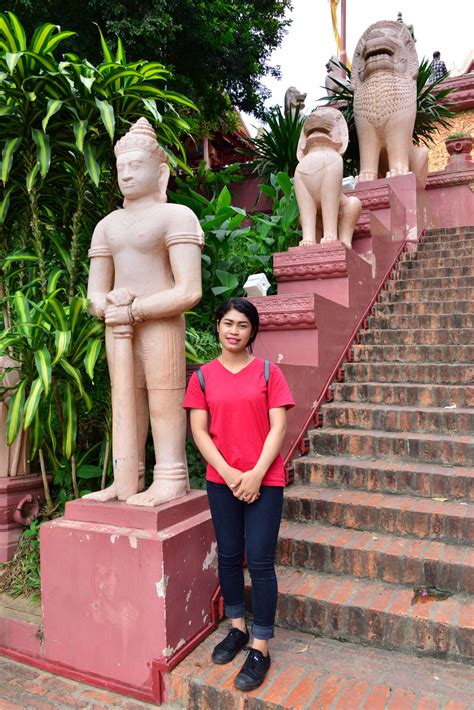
[217,308,253,353]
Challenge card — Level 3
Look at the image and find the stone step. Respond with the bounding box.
[398,264,474,279]
[415,243,474,258]
[321,401,474,435]
[270,567,474,663]
[278,520,474,594]
[343,361,474,384]
[422,230,474,244]
[333,381,474,407]
[361,328,474,345]
[392,275,474,291]
[367,313,474,329]
[383,286,474,302]
[309,426,474,466]
[352,343,474,363]
[168,625,474,709]
[374,299,474,315]
[424,226,474,236]
[283,486,473,545]
[401,254,474,269]
[293,454,474,501]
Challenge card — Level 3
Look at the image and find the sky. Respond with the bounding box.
[243,0,473,134]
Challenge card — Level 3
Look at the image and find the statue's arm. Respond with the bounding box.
[132,241,202,321]
[87,222,114,319]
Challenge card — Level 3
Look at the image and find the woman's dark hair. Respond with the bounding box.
[216,297,260,350]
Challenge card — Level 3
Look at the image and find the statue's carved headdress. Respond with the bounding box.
[114,117,168,164]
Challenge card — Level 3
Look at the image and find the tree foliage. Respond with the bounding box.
[9,0,292,120]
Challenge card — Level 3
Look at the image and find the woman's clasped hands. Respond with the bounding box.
[225,467,263,504]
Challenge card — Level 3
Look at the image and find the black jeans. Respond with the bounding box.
[207,481,283,640]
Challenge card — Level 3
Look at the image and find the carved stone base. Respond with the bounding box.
[0,474,45,562]
[40,491,219,699]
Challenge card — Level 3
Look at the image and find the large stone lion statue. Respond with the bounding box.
[294,107,361,248]
[352,20,428,186]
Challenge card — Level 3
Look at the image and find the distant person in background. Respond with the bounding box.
[429,51,448,83]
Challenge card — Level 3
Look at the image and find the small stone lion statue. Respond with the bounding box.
[284,86,307,118]
[325,56,349,96]
[294,107,361,248]
[352,20,428,186]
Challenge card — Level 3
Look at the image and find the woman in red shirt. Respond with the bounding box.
[184,297,294,691]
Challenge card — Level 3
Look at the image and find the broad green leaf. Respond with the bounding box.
[23,50,57,73]
[71,320,104,362]
[6,378,26,445]
[42,99,63,131]
[5,51,22,74]
[217,186,232,210]
[59,358,84,396]
[2,250,38,265]
[276,171,292,196]
[215,270,239,290]
[0,185,14,223]
[102,68,140,88]
[0,105,15,116]
[50,233,72,270]
[53,329,71,364]
[142,98,162,122]
[69,295,84,333]
[31,129,51,177]
[47,266,63,293]
[13,291,32,342]
[34,347,51,397]
[84,337,103,381]
[29,406,43,460]
[23,377,44,429]
[6,12,26,49]
[29,22,56,54]
[1,137,21,183]
[73,119,88,153]
[95,98,115,141]
[115,36,125,63]
[97,26,113,63]
[45,30,76,54]
[0,13,19,51]
[79,75,95,92]
[77,464,102,479]
[84,142,101,186]
[45,295,67,330]
[26,162,40,192]
[62,382,77,459]
[46,400,56,452]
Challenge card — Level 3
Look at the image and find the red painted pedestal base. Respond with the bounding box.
[40,491,219,704]
[0,474,45,562]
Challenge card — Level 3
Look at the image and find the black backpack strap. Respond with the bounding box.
[264,359,271,385]
[196,367,206,393]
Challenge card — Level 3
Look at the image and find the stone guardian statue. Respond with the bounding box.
[85,118,204,507]
[351,20,428,185]
[294,107,361,248]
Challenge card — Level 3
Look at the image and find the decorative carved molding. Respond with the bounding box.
[426,169,474,189]
[438,74,474,111]
[251,294,317,330]
[274,244,348,281]
[353,212,371,238]
[346,183,391,210]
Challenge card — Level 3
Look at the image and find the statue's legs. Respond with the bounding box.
[126,388,188,507]
[356,118,381,182]
[294,171,318,245]
[126,317,188,507]
[385,114,415,177]
[338,195,362,248]
[320,152,343,244]
[409,145,429,188]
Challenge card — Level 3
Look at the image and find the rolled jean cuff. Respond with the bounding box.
[252,623,274,640]
[224,602,246,619]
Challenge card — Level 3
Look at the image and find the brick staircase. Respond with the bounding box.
[168,227,474,708]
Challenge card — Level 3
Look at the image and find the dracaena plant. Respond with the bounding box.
[0,12,197,509]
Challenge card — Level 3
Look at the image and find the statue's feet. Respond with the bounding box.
[82,483,118,502]
[358,172,377,182]
[340,238,352,249]
[320,236,338,245]
[299,238,315,247]
[126,479,189,507]
[387,168,410,177]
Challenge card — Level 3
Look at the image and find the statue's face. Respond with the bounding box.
[116,149,161,200]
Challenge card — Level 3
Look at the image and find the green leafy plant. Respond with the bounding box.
[0,519,42,599]
[249,106,305,180]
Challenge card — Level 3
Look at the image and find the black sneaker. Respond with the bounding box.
[211,627,249,664]
[234,647,271,691]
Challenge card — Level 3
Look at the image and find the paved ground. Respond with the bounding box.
[0,655,177,710]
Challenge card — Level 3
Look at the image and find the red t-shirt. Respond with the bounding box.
[183,358,295,486]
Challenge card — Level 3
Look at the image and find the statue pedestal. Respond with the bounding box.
[40,491,219,703]
[0,474,45,562]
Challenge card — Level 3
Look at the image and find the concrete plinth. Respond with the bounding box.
[0,474,45,562]
[40,491,219,701]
